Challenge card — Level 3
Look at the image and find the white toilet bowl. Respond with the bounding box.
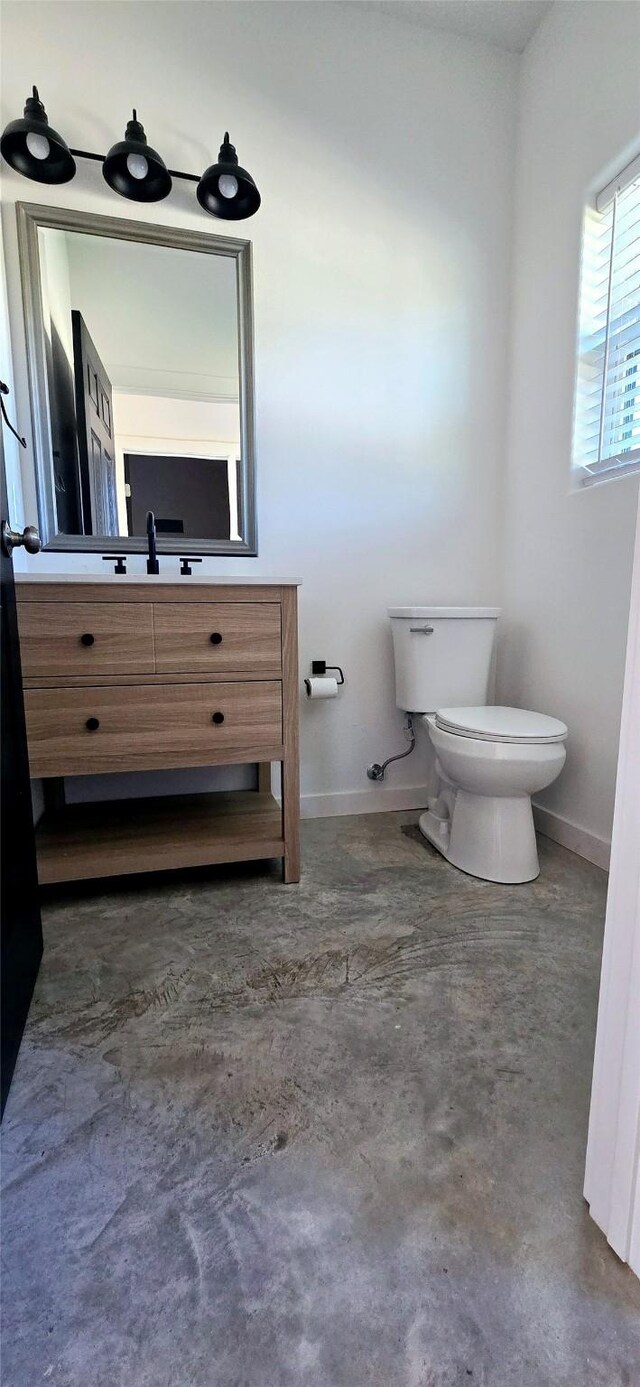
[419,706,568,884]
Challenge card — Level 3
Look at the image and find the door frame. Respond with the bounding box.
[0,425,43,1116]
[584,486,640,1275]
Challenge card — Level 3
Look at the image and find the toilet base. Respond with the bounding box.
[419,791,540,884]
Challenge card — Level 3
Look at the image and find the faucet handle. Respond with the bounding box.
[102,554,127,575]
[180,556,203,576]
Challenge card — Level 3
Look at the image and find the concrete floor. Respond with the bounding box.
[2,812,640,1386]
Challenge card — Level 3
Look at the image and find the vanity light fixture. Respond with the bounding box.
[102,111,172,203]
[1,91,261,220]
[0,87,75,184]
[197,133,261,221]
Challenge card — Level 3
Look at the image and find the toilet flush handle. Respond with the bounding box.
[410,625,434,634]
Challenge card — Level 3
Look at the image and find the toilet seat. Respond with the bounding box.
[434,705,568,745]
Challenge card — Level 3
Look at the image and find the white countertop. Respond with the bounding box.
[17,573,302,586]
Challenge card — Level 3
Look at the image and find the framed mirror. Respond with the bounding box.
[16,202,257,555]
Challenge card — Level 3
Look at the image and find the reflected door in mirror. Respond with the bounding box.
[72,310,118,536]
[124,453,232,540]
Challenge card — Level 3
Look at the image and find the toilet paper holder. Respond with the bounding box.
[310,660,345,685]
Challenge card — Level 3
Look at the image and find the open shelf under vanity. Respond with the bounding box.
[35,789,284,885]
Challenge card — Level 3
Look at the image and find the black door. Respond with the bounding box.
[1,431,43,1117]
[124,451,231,539]
[72,310,118,537]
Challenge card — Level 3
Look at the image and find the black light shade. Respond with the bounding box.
[0,86,75,184]
[102,111,171,202]
[197,133,260,221]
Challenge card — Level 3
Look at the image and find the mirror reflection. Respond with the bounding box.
[36,226,247,546]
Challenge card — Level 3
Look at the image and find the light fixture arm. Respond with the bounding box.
[67,145,200,183]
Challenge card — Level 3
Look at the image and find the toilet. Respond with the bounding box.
[388,607,567,883]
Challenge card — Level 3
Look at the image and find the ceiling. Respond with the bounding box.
[50,230,240,399]
[348,0,554,53]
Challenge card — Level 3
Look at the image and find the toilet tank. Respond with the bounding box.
[388,607,500,713]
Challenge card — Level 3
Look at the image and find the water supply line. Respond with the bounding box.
[367,714,416,781]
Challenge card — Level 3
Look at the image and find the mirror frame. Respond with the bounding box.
[16,201,257,555]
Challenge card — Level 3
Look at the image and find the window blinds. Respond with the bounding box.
[572,162,640,483]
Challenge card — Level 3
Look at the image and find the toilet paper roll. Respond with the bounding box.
[304,676,339,699]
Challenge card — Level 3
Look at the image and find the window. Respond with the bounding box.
[572,153,640,485]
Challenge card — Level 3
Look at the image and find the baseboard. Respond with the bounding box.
[533,803,611,871]
[299,790,611,868]
[300,785,430,820]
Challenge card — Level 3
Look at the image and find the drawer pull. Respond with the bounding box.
[210,632,223,645]
[85,717,100,732]
[211,711,225,725]
[80,633,95,646]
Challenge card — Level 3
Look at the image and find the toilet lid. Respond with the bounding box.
[435,706,568,744]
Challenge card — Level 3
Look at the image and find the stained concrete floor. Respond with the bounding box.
[2,812,640,1386]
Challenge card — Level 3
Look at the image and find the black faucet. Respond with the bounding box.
[146,510,159,574]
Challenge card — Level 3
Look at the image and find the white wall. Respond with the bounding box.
[64,232,239,397]
[1,0,517,813]
[498,0,640,860]
[39,228,73,369]
[0,204,26,539]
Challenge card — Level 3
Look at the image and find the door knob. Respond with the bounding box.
[2,520,41,556]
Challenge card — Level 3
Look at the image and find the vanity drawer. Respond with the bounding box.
[18,602,154,678]
[153,602,282,675]
[23,681,283,777]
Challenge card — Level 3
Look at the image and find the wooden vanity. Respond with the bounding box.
[16,578,300,886]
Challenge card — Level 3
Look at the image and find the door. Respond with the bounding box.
[45,316,83,535]
[584,486,640,1277]
[72,310,118,537]
[1,431,43,1118]
[124,452,231,539]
